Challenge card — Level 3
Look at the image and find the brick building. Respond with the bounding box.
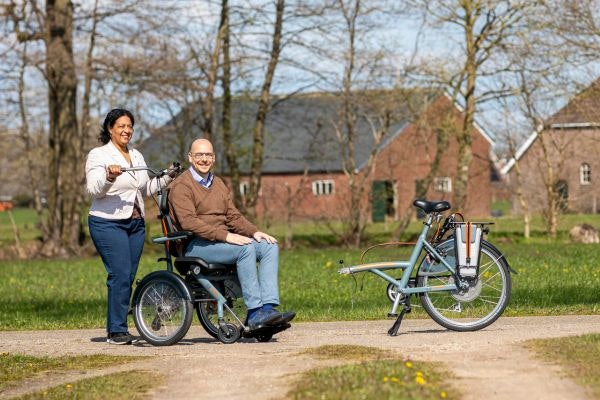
[502,79,600,214]
[144,90,496,223]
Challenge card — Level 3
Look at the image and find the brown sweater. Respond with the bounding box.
[168,170,258,242]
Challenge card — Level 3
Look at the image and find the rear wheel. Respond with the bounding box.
[133,276,193,346]
[418,239,511,331]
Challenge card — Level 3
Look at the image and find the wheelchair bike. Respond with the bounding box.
[124,165,289,346]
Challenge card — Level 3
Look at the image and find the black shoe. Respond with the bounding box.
[107,332,134,345]
[247,309,282,330]
[126,331,140,344]
[277,311,296,324]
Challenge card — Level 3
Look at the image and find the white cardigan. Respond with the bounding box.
[85,141,171,220]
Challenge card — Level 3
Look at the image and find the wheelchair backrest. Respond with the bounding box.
[157,188,186,257]
[158,188,175,232]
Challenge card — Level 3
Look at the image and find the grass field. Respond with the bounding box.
[0,207,599,330]
[0,240,598,330]
[1,208,599,398]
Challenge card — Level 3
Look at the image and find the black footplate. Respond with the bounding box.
[242,323,291,342]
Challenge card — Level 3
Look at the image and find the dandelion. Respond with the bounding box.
[440,391,447,398]
[415,375,426,385]
[66,384,72,389]
[390,377,399,383]
[405,361,413,368]
[383,376,389,383]
[325,261,333,268]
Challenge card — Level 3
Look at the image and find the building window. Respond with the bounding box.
[312,180,334,196]
[240,182,249,196]
[433,177,452,193]
[580,163,591,185]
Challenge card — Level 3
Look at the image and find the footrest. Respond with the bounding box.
[387,313,398,318]
[243,323,291,337]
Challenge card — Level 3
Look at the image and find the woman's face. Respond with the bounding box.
[109,115,133,148]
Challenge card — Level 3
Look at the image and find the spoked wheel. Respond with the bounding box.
[418,239,512,332]
[195,278,247,339]
[133,276,193,346]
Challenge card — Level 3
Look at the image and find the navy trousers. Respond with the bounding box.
[88,215,145,334]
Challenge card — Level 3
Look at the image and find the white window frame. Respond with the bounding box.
[239,182,249,196]
[433,177,452,193]
[312,180,334,196]
[580,163,591,185]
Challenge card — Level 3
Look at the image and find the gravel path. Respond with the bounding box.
[1,315,599,399]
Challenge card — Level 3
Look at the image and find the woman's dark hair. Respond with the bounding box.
[98,108,135,144]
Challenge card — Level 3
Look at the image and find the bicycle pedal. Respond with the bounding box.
[387,313,398,318]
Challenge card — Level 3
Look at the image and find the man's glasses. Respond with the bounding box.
[190,152,214,160]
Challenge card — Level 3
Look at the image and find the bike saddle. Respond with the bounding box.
[413,200,451,214]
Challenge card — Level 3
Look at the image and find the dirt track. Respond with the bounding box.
[1,315,599,399]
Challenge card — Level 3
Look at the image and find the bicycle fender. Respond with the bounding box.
[482,240,518,275]
[131,270,194,306]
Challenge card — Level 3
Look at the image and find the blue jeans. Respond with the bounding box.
[185,237,279,310]
[88,215,145,333]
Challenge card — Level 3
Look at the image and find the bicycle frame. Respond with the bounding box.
[338,212,461,317]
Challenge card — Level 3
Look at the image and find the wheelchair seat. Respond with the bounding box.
[156,188,236,276]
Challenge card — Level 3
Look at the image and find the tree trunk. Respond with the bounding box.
[17,44,47,237]
[246,0,285,221]
[42,0,81,256]
[454,5,476,211]
[219,0,244,212]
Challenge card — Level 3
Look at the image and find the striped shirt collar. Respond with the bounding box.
[189,167,214,188]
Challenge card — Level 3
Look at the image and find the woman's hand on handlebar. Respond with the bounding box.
[106,165,122,182]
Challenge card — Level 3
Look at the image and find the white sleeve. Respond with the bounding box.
[85,148,113,198]
[138,152,172,196]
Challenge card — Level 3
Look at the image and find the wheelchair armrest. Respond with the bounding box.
[167,230,194,239]
[152,230,194,244]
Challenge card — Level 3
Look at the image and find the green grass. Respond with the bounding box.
[0,353,146,392]
[0,239,599,330]
[0,207,599,330]
[0,208,42,246]
[289,345,456,400]
[15,370,163,400]
[526,334,600,398]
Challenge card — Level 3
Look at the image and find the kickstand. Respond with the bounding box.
[388,302,411,336]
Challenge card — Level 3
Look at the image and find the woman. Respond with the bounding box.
[85,108,173,345]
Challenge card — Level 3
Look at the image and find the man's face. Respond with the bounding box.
[188,140,215,176]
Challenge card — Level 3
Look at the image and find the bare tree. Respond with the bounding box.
[407,0,536,210]
[5,0,82,256]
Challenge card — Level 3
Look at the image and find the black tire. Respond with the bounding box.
[195,277,246,339]
[132,273,193,346]
[418,239,512,331]
[217,323,241,344]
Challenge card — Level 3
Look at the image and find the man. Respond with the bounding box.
[169,138,295,331]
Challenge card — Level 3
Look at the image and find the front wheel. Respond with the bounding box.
[132,274,193,346]
[195,278,247,339]
[418,239,512,331]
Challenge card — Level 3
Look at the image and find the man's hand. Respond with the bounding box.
[253,231,277,244]
[225,232,253,245]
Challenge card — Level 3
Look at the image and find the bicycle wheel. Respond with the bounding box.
[418,239,511,331]
[195,277,247,339]
[133,275,193,346]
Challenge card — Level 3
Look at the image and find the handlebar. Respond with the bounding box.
[121,162,181,178]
